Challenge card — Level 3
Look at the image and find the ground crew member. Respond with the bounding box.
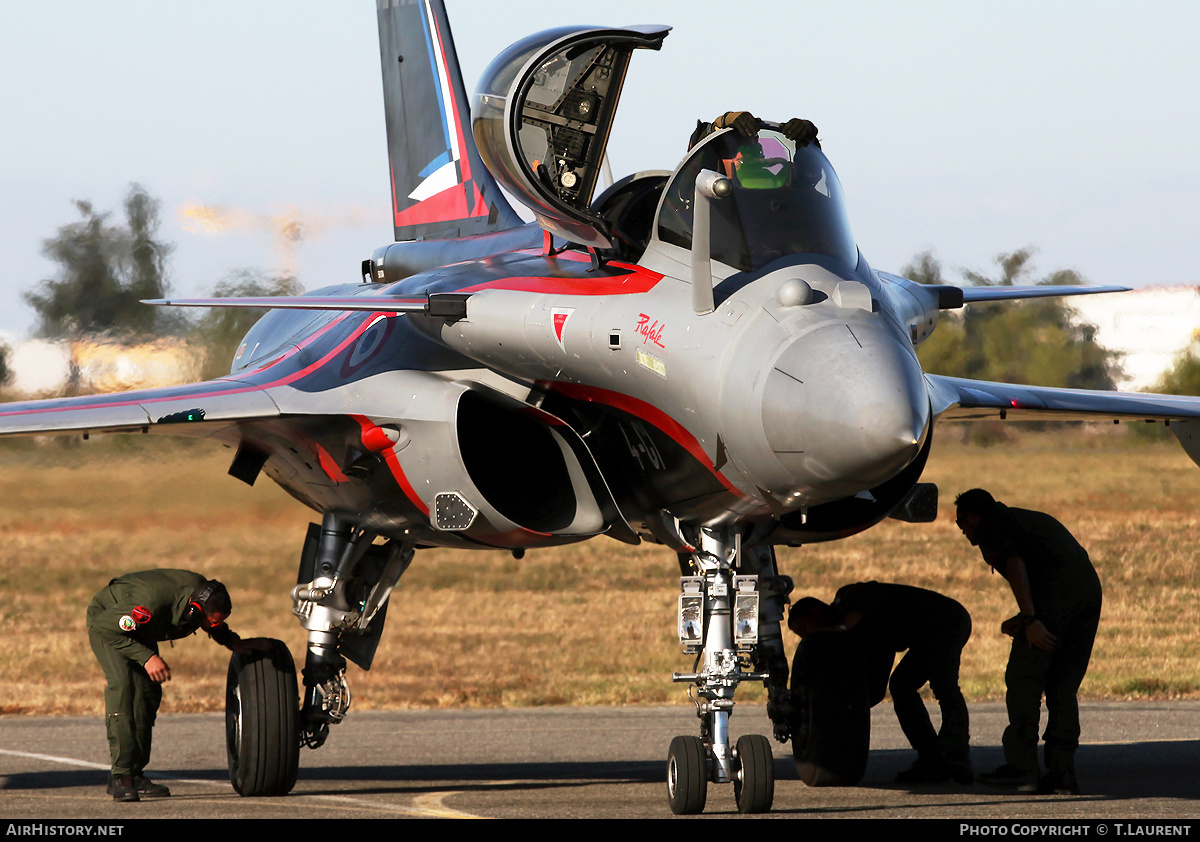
[789,581,973,784]
[86,569,263,802]
[955,489,1103,795]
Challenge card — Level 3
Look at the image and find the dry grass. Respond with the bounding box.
[2,425,1198,717]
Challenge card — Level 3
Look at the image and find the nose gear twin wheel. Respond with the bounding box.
[733,734,774,813]
[666,735,708,814]
[666,733,775,815]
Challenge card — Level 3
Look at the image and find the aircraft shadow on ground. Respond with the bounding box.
[3,741,1195,801]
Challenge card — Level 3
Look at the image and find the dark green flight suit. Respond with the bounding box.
[974,505,1103,778]
[86,569,237,777]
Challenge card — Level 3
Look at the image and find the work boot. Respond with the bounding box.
[107,774,139,802]
[132,775,171,798]
[945,757,975,785]
[895,757,951,784]
[938,748,974,784]
[1037,770,1080,795]
[979,763,1039,792]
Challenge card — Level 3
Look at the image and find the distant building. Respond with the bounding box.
[1067,286,1200,390]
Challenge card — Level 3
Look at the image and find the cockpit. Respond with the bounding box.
[468,23,857,272]
[653,127,859,272]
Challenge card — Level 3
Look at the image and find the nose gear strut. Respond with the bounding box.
[667,526,790,814]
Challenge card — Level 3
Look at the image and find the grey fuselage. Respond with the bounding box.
[218,130,941,551]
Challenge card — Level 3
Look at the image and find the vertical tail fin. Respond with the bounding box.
[377,0,522,242]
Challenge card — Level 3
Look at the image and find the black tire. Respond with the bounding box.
[666,735,708,815]
[789,629,871,787]
[226,639,300,796]
[733,734,774,813]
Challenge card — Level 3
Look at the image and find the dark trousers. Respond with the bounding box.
[1003,604,1101,775]
[87,621,162,776]
[888,609,973,762]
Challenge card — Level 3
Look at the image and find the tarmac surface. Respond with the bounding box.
[1,702,1198,821]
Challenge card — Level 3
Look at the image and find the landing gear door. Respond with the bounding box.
[473,25,670,249]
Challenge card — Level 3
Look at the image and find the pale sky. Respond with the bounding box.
[1,0,1197,341]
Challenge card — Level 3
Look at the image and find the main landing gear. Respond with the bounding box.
[226,640,299,796]
[223,511,414,796]
[666,527,792,814]
[788,628,871,787]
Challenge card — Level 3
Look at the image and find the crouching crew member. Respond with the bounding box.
[789,581,973,784]
[86,569,265,802]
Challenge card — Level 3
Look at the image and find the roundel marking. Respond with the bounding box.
[340,314,394,378]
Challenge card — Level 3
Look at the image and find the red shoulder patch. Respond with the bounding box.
[130,606,152,625]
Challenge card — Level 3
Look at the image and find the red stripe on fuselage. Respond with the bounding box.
[351,415,429,516]
[511,247,654,276]
[315,444,349,484]
[0,262,663,431]
[543,381,745,499]
[458,268,663,297]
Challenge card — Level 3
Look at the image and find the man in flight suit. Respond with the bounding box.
[955,489,1103,795]
[86,569,262,802]
[789,581,974,784]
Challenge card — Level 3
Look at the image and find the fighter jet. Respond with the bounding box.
[5,0,1200,815]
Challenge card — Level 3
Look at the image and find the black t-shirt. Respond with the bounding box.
[974,504,1102,620]
[830,581,969,653]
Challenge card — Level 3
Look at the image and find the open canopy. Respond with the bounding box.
[472,24,669,249]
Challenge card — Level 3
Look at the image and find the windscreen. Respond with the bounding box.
[656,129,858,271]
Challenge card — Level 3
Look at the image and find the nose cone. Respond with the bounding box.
[762,321,929,497]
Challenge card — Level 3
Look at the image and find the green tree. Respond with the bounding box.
[0,342,11,390]
[25,184,179,340]
[191,269,302,381]
[1153,344,1200,397]
[124,187,180,335]
[902,250,944,286]
[911,248,1121,390]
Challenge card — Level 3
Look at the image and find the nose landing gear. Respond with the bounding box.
[665,528,785,814]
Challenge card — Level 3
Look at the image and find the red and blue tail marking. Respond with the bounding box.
[377,0,521,241]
